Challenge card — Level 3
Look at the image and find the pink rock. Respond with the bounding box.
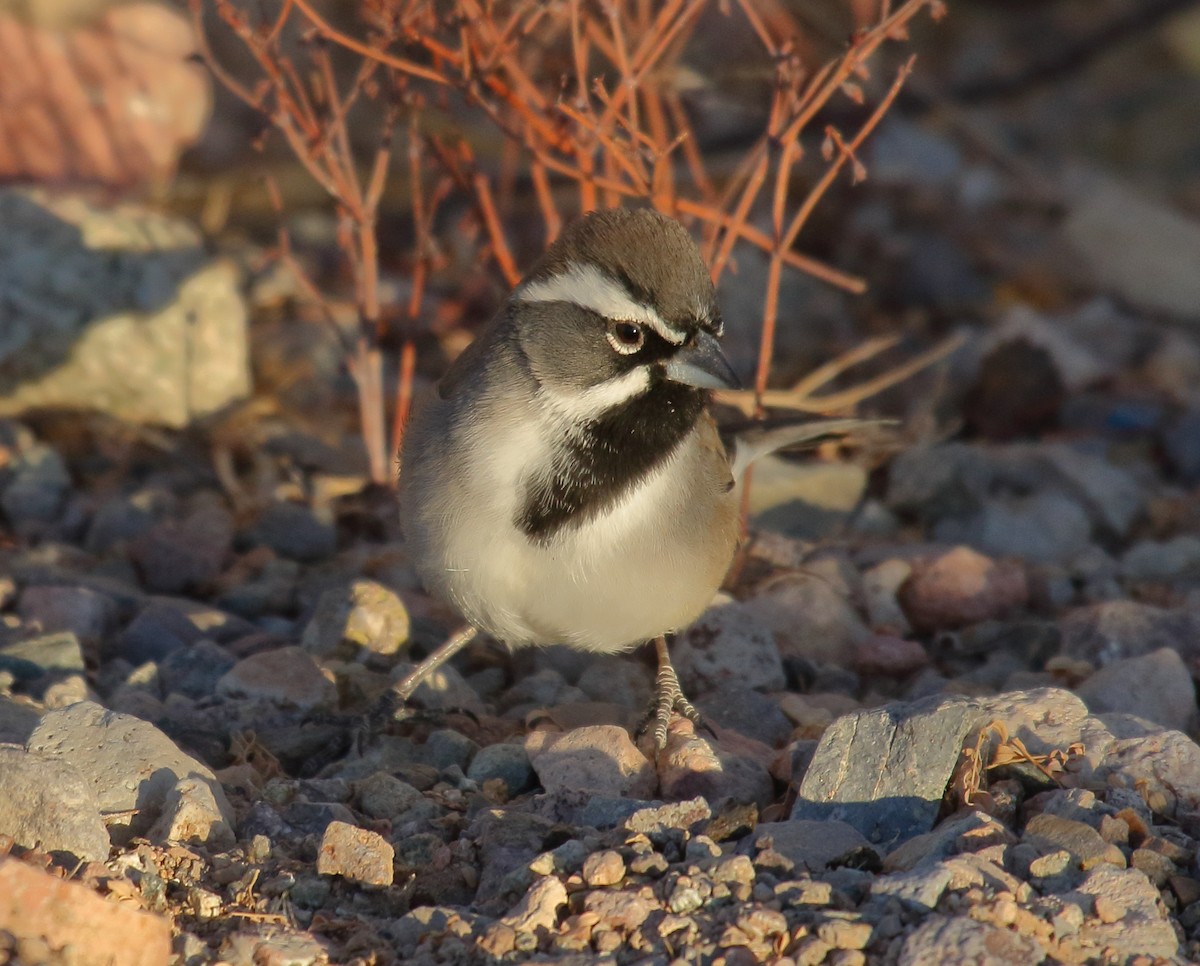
[657,723,774,808]
[853,634,929,677]
[317,821,394,887]
[898,546,1027,632]
[0,858,172,966]
[525,726,655,799]
[0,4,210,186]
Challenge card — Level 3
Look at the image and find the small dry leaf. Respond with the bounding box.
[841,81,865,104]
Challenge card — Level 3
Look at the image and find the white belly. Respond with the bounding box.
[405,406,735,653]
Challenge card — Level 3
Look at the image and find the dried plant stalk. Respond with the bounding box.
[193,0,947,485]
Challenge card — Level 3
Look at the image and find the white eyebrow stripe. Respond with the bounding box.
[518,262,687,346]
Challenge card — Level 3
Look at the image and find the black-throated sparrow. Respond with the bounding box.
[398,207,883,746]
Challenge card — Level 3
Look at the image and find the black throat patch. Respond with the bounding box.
[516,379,705,541]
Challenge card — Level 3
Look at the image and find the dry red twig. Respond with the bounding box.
[194,0,947,487]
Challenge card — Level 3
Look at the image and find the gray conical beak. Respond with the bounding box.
[664,331,741,390]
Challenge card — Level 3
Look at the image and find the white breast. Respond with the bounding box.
[404,398,736,654]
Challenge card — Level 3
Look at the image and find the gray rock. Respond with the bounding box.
[469,807,558,904]
[898,914,1046,964]
[17,585,117,649]
[1040,443,1145,539]
[886,442,992,524]
[0,631,85,680]
[0,698,39,744]
[658,730,774,808]
[791,693,987,850]
[1023,813,1126,874]
[1075,866,1181,960]
[281,801,357,837]
[387,906,492,959]
[750,820,874,872]
[1059,599,1198,667]
[500,667,576,710]
[1076,648,1197,732]
[129,499,235,594]
[860,558,913,634]
[158,640,236,699]
[355,773,435,823]
[117,599,241,664]
[246,501,336,563]
[867,116,963,187]
[562,797,646,830]
[147,776,236,850]
[884,810,1011,873]
[793,688,1109,851]
[301,579,410,658]
[673,596,786,694]
[745,572,871,664]
[392,659,484,715]
[420,729,479,772]
[216,646,337,712]
[1122,535,1200,582]
[0,188,250,428]
[26,701,234,846]
[697,687,792,747]
[1061,166,1200,322]
[871,865,954,913]
[0,443,70,531]
[1098,728,1200,820]
[899,230,989,313]
[215,557,299,619]
[980,303,1111,392]
[467,743,535,798]
[1164,408,1200,483]
[85,488,173,555]
[0,744,109,861]
[934,491,1093,564]
[577,656,652,710]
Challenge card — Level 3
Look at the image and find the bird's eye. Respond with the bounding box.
[607,321,645,355]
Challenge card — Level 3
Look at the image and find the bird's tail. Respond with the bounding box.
[727,417,896,481]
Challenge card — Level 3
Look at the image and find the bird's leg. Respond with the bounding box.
[640,634,704,749]
[363,625,480,734]
[392,625,479,703]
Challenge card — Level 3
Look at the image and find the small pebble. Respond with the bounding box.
[581,850,625,887]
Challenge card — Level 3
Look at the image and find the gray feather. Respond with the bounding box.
[728,417,896,481]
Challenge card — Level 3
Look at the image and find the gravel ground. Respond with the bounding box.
[4,4,1200,965]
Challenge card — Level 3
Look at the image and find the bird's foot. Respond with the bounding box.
[638,636,705,750]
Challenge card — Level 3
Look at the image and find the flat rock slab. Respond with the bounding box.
[898,914,1046,965]
[791,688,1104,851]
[0,744,109,862]
[26,701,234,846]
[0,857,172,966]
[791,693,988,851]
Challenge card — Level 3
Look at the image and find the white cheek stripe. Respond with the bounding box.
[538,365,651,422]
[518,262,687,346]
